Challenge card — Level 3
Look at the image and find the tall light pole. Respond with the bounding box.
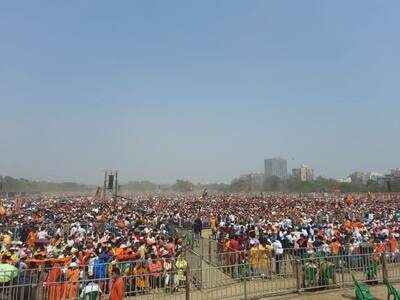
[103,170,108,202]
[102,170,119,202]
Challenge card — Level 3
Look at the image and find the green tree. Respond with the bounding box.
[172,179,192,192]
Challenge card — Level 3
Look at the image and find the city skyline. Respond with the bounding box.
[1,158,397,185]
[1,1,399,184]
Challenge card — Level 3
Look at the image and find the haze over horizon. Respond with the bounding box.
[1,1,399,185]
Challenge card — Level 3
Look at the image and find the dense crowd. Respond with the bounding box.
[210,193,400,257]
[0,194,190,299]
[0,192,399,298]
[204,192,400,285]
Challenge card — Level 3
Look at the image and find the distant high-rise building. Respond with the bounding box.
[292,165,314,182]
[264,158,288,179]
[348,171,384,184]
[391,168,400,177]
[362,172,384,183]
[350,171,364,184]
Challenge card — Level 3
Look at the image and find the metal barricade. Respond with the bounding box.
[1,250,400,299]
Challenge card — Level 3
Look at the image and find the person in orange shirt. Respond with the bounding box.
[44,262,64,300]
[110,268,125,300]
[210,215,217,236]
[346,194,353,206]
[375,241,387,256]
[64,263,80,299]
[331,238,341,256]
[114,245,124,258]
[344,220,352,232]
[27,230,37,250]
[389,236,399,253]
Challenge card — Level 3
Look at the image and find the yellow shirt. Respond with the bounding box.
[210,218,216,229]
[2,234,11,246]
[11,254,19,263]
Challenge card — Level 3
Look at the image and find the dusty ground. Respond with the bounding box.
[262,282,400,300]
[153,229,399,300]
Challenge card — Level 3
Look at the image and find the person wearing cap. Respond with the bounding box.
[65,262,79,299]
[109,268,124,300]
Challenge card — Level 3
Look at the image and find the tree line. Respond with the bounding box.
[0,175,395,193]
[0,176,94,193]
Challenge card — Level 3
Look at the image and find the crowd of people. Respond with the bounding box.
[0,194,191,299]
[0,191,399,298]
[204,192,400,286]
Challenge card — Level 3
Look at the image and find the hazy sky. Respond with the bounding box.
[1,1,399,184]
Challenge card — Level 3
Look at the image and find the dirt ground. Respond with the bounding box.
[263,282,400,300]
[191,229,398,300]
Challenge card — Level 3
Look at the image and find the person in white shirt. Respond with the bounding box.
[272,239,284,275]
[80,278,101,300]
[87,253,97,277]
[37,228,48,240]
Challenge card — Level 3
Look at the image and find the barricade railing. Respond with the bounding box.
[15,253,198,276]
[0,268,190,300]
[0,255,195,300]
[189,251,399,300]
[203,235,398,262]
[1,251,400,299]
[384,250,400,281]
[298,252,382,291]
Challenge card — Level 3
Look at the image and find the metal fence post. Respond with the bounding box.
[201,238,204,258]
[208,236,212,264]
[381,252,388,280]
[185,266,190,300]
[295,259,301,293]
[341,264,345,288]
[243,272,248,300]
[198,252,203,290]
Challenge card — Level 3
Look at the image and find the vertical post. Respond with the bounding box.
[200,238,204,259]
[243,271,248,300]
[114,171,118,199]
[185,266,190,300]
[295,259,301,293]
[346,245,351,274]
[208,235,212,264]
[381,252,388,280]
[198,252,203,290]
[103,171,107,202]
[341,264,345,288]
